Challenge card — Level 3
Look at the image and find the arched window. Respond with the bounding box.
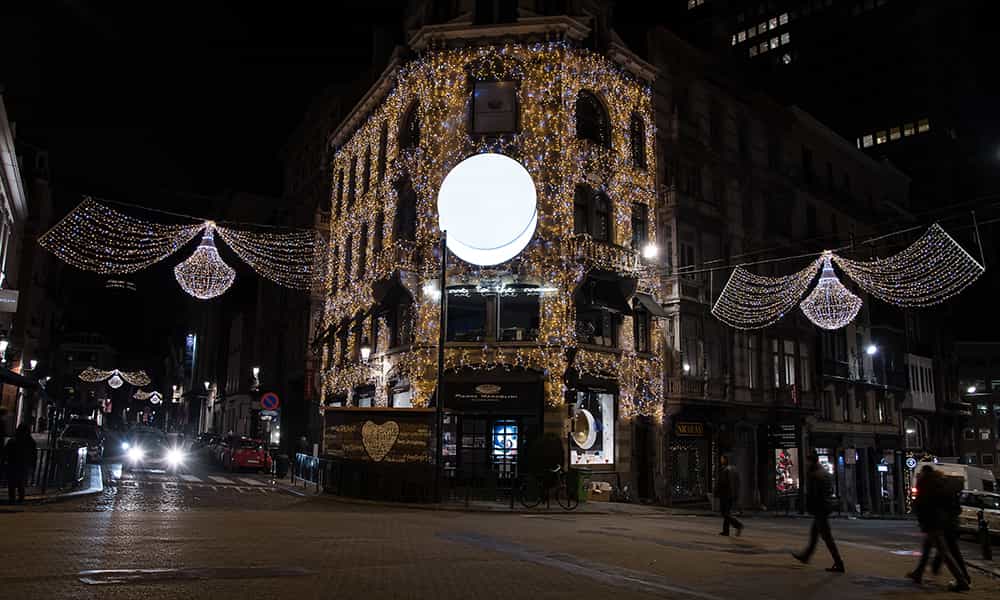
[630,112,647,169]
[377,122,389,180]
[575,90,610,147]
[362,146,372,195]
[399,100,421,150]
[394,178,418,242]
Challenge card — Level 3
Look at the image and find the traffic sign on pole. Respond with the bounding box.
[260,392,280,411]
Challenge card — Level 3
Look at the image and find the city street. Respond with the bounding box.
[3,480,999,599]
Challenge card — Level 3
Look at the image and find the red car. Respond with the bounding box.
[223,437,273,472]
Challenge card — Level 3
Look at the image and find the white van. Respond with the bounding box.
[916,461,996,493]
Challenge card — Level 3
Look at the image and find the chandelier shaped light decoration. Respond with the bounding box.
[39,198,317,300]
[798,254,864,330]
[173,226,236,300]
[79,367,151,388]
[134,390,163,404]
[712,224,984,330]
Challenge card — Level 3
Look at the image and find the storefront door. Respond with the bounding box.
[457,416,520,486]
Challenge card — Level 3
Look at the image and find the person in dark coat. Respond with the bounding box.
[906,466,970,591]
[714,455,743,536]
[793,453,845,572]
[3,423,37,504]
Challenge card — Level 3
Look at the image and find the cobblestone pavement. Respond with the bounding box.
[2,485,998,599]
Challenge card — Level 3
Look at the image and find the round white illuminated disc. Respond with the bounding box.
[437,153,537,266]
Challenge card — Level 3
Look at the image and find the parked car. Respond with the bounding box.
[223,437,273,472]
[58,424,104,462]
[958,490,1000,535]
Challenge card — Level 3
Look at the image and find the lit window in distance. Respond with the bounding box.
[437,153,538,266]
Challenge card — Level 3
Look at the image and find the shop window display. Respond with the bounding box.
[775,448,800,494]
[570,391,615,465]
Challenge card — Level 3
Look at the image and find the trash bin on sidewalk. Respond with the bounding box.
[273,453,289,478]
[569,467,592,502]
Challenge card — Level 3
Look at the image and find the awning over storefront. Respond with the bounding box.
[633,292,669,317]
[0,367,39,389]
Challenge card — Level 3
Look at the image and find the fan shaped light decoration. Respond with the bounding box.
[712,224,984,331]
[40,198,316,300]
[173,225,236,300]
[79,367,151,387]
[799,255,863,330]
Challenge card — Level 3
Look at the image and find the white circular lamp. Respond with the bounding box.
[437,153,537,266]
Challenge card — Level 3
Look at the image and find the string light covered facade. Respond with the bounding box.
[319,12,663,492]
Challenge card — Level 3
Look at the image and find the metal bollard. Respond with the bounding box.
[978,510,992,561]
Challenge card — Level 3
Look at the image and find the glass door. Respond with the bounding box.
[491,419,519,482]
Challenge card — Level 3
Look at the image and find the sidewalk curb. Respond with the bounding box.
[23,464,104,505]
[966,559,1000,579]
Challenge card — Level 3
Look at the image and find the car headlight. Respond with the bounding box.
[122,441,131,450]
[127,446,144,462]
[166,448,185,466]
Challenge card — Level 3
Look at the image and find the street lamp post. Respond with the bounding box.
[434,231,448,503]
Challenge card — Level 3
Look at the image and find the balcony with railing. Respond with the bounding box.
[563,234,640,276]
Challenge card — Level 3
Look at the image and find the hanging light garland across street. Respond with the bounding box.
[134,390,163,404]
[79,367,151,388]
[39,197,317,300]
[712,223,984,331]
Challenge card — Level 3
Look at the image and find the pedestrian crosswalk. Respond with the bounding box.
[112,469,281,494]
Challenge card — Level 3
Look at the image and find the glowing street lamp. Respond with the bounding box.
[866,344,878,356]
[360,339,372,363]
[642,242,659,260]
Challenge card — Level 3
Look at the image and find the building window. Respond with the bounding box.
[630,204,649,251]
[343,234,353,284]
[362,146,372,195]
[357,223,368,279]
[769,17,778,29]
[388,299,413,348]
[574,184,591,235]
[334,170,344,217]
[875,395,886,424]
[575,280,623,348]
[347,156,358,208]
[471,80,518,134]
[747,334,759,389]
[373,211,384,258]
[633,303,651,354]
[399,100,421,150]
[904,417,923,449]
[903,122,915,137]
[394,178,418,242]
[862,134,874,148]
[771,339,781,388]
[917,118,930,133]
[965,453,977,465]
[779,12,789,24]
[963,428,975,441]
[687,0,705,9]
[875,130,887,145]
[447,287,490,342]
[570,391,615,465]
[770,36,779,49]
[783,340,797,389]
[573,185,614,243]
[981,428,992,441]
[499,286,540,342]
[377,122,389,181]
[859,395,869,423]
[780,32,790,45]
[575,90,611,147]
[330,246,340,295]
[983,454,996,466]
[738,30,747,42]
[629,113,647,169]
[889,126,901,141]
[799,342,811,391]
[748,25,757,38]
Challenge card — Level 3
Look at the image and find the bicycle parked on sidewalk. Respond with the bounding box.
[517,464,579,511]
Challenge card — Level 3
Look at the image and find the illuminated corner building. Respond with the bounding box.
[318,1,665,500]
[954,343,1000,479]
[646,27,913,514]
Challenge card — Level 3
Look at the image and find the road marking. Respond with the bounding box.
[238,477,265,486]
[179,474,202,483]
[209,476,234,484]
[439,532,726,600]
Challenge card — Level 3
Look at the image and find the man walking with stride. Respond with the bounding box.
[715,455,743,537]
[793,453,845,573]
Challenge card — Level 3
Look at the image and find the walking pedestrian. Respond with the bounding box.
[792,453,845,573]
[3,424,38,504]
[714,455,743,536]
[906,465,970,591]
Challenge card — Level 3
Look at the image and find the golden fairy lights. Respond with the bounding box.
[832,224,984,308]
[713,224,984,331]
[79,367,151,387]
[40,198,318,299]
[320,42,662,417]
[39,198,203,274]
[173,226,236,300]
[134,389,163,404]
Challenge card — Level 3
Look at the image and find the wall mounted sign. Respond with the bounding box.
[0,289,18,313]
[324,410,432,464]
[674,422,705,437]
